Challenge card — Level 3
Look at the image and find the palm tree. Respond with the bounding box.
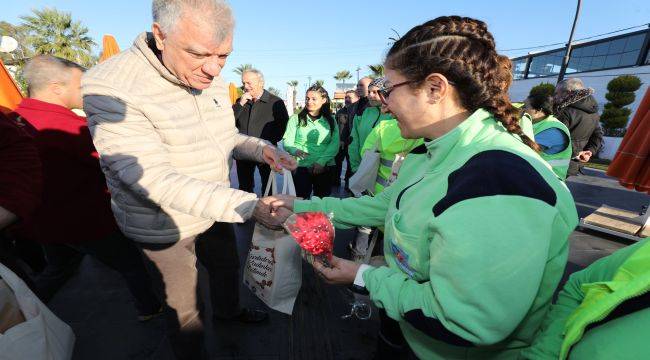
[287,80,298,111]
[368,64,384,79]
[20,8,95,67]
[314,79,325,87]
[233,63,253,75]
[267,87,280,97]
[333,70,352,88]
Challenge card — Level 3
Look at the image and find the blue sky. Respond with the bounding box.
[5,0,650,98]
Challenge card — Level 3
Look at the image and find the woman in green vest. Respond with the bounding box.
[524,93,572,179]
[360,118,423,195]
[282,85,339,199]
[348,79,392,173]
[271,16,578,359]
[523,237,650,359]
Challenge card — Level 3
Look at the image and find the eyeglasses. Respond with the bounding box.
[379,80,456,100]
[378,80,414,100]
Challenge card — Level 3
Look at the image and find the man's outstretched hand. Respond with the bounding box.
[263,145,297,172]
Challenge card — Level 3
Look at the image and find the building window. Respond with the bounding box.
[527,50,564,78]
[566,33,646,73]
[512,58,528,79]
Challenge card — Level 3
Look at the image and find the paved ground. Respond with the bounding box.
[46,166,648,360]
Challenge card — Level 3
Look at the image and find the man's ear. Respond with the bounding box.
[152,23,166,51]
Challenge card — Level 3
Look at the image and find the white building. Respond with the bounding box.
[508,28,650,159]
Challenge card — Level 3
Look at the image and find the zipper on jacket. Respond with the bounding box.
[395,177,423,210]
[190,90,228,172]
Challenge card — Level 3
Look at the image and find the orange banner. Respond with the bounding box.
[0,60,23,114]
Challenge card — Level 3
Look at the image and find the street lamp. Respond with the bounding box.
[557,0,582,83]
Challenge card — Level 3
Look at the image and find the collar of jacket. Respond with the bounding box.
[553,88,594,113]
[257,89,271,103]
[17,98,83,119]
[134,32,189,88]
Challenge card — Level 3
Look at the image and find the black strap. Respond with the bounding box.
[371,111,382,128]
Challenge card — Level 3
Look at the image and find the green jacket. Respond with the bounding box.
[295,109,578,359]
[532,115,572,180]
[360,119,423,195]
[282,113,339,167]
[524,237,650,360]
[348,106,392,172]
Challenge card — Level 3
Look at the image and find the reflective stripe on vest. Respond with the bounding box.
[546,159,570,167]
[380,158,393,168]
[376,175,389,187]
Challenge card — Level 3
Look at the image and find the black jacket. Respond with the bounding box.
[233,90,289,144]
[554,91,603,175]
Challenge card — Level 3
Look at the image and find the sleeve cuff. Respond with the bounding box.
[354,264,372,288]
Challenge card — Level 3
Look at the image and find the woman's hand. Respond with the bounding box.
[313,256,360,285]
[269,194,298,212]
[312,163,325,175]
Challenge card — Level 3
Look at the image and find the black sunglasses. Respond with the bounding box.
[379,80,456,100]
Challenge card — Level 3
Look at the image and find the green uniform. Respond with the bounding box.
[360,119,423,195]
[348,106,392,172]
[295,109,578,359]
[524,237,650,360]
[282,113,339,167]
[533,115,572,180]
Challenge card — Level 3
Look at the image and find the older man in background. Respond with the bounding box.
[553,78,603,177]
[82,0,295,358]
[233,68,289,193]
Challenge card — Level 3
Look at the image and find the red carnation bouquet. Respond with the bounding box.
[283,212,334,268]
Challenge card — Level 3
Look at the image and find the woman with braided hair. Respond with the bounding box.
[271,16,578,359]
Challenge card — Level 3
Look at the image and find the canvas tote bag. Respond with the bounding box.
[243,168,302,314]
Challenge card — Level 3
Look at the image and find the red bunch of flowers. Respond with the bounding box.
[284,212,334,260]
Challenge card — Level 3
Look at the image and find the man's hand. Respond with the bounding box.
[262,145,297,171]
[239,92,253,106]
[312,163,325,175]
[313,256,360,285]
[577,150,592,163]
[295,150,309,159]
[252,197,293,229]
[269,194,298,212]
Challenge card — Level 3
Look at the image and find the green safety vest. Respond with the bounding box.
[560,239,650,359]
[360,119,423,195]
[532,116,572,180]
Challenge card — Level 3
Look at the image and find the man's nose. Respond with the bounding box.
[202,60,221,77]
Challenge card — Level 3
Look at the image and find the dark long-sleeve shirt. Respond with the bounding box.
[233,89,289,144]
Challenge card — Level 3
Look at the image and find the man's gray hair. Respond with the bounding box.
[22,55,85,96]
[242,68,264,84]
[152,0,234,42]
[556,78,585,95]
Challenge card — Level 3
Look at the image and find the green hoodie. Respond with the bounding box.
[523,237,650,360]
[295,109,578,359]
[282,113,339,167]
[348,106,392,172]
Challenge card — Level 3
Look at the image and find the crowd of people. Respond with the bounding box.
[1,0,641,359]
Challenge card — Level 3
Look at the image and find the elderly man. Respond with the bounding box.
[354,76,373,117]
[233,68,289,193]
[82,0,295,356]
[553,78,603,177]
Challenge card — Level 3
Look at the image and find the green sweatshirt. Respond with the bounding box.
[295,108,578,359]
[348,106,392,172]
[360,119,423,194]
[282,113,340,167]
[523,237,650,360]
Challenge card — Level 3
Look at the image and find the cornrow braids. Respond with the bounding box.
[385,16,540,152]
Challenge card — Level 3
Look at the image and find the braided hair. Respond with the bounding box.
[385,16,540,151]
